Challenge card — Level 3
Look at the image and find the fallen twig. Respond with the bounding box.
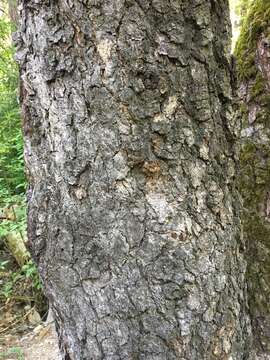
[0,307,35,334]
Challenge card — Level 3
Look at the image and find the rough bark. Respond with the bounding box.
[236,1,270,355]
[16,0,252,359]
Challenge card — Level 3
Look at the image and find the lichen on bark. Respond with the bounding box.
[236,0,270,355]
[16,0,252,359]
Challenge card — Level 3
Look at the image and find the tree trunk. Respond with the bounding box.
[7,0,18,26]
[236,1,270,356]
[16,0,252,358]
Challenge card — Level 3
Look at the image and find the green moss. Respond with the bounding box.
[236,0,270,126]
[239,140,270,208]
[237,2,270,347]
[251,72,265,99]
[239,102,249,126]
[235,0,251,19]
[255,108,270,126]
[260,94,270,108]
[235,0,270,81]
[244,215,270,249]
[240,142,256,161]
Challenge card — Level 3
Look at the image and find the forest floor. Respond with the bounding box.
[0,242,61,359]
[0,322,60,360]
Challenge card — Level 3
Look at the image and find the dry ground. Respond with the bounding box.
[0,323,60,360]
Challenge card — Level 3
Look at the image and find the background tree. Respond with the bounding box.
[17,0,252,358]
[0,1,45,332]
[0,3,27,275]
[235,0,270,355]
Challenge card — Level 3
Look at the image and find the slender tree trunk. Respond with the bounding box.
[16,0,252,358]
[236,1,270,356]
[7,0,18,26]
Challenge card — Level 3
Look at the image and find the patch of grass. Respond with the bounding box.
[0,347,24,360]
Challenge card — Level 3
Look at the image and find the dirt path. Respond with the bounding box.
[0,323,61,360]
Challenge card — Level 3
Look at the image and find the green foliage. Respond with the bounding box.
[0,14,25,202]
[0,260,9,270]
[2,271,21,299]
[21,260,42,291]
[0,197,26,238]
[1,260,41,300]
[0,14,25,229]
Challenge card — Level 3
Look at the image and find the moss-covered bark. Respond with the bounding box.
[236,0,270,355]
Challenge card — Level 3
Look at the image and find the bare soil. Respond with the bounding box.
[0,323,61,360]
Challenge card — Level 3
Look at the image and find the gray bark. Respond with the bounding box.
[16,0,252,359]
